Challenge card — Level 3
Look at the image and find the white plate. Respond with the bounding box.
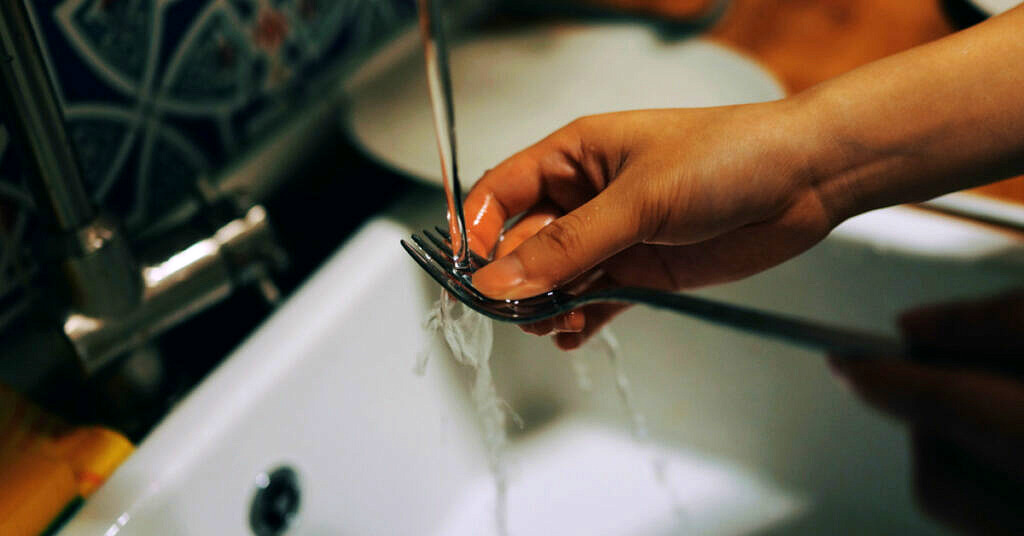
[344,22,784,190]
[968,0,1019,15]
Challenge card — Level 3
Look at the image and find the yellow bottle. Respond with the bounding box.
[0,385,133,535]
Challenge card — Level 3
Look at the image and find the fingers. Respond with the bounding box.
[472,181,643,299]
[830,358,1024,480]
[516,269,630,349]
[494,202,561,259]
[519,271,606,338]
[460,146,546,257]
[555,303,630,351]
[608,192,833,290]
[521,310,586,335]
[483,198,618,342]
[461,124,599,258]
[900,290,1024,364]
[496,204,590,337]
[911,429,1024,535]
[835,291,1024,535]
[520,303,628,350]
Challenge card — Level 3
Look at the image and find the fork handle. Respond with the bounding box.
[582,288,908,358]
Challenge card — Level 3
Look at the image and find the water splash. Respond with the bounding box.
[421,290,510,536]
[417,0,470,268]
[588,329,647,441]
[567,350,593,392]
[583,329,689,523]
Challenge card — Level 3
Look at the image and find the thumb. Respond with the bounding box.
[472,184,642,300]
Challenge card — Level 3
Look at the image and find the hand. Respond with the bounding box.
[460,5,1024,351]
[463,103,837,349]
[830,291,1024,535]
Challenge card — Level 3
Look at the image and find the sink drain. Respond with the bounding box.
[249,466,301,536]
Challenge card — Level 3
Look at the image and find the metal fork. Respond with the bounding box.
[401,227,908,358]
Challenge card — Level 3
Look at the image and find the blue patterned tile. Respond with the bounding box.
[0,0,417,324]
[56,0,156,91]
[0,116,37,328]
[25,0,415,228]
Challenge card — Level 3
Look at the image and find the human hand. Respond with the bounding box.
[458,2,1024,350]
[830,291,1024,535]
[463,103,837,349]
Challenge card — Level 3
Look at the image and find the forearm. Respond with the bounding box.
[792,5,1024,224]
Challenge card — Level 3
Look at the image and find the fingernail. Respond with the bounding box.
[554,311,584,333]
[472,255,548,299]
[522,320,554,336]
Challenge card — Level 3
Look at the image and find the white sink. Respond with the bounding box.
[62,192,1023,535]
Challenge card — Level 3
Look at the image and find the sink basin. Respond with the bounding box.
[61,192,1023,535]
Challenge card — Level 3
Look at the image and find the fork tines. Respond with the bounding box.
[407,228,560,310]
[421,228,481,272]
[405,231,489,301]
[401,238,470,294]
[432,226,490,269]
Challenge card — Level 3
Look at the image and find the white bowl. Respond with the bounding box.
[344,21,784,190]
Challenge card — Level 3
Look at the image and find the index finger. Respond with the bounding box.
[462,125,595,257]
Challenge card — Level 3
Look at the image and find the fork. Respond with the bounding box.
[401,227,908,358]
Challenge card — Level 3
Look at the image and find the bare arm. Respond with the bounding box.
[462,6,1024,347]
[801,5,1024,222]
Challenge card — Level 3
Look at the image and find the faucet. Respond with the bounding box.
[0,0,140,317]
[0,0,286,380]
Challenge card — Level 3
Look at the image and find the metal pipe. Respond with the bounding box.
[0,0,94,231]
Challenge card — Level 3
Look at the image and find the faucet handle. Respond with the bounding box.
[253,266,283,307]
[212,205,288,308]
[215,206,288,273]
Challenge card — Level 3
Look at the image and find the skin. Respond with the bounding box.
[455,5,1024,532]
[465,5,1024,346]
[831,291,1024,535]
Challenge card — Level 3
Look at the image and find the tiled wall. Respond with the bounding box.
[0,0,416,328]
[0,111,34,330]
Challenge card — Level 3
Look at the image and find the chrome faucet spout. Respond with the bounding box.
[0,0,286,379]
[0,0,95,231]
